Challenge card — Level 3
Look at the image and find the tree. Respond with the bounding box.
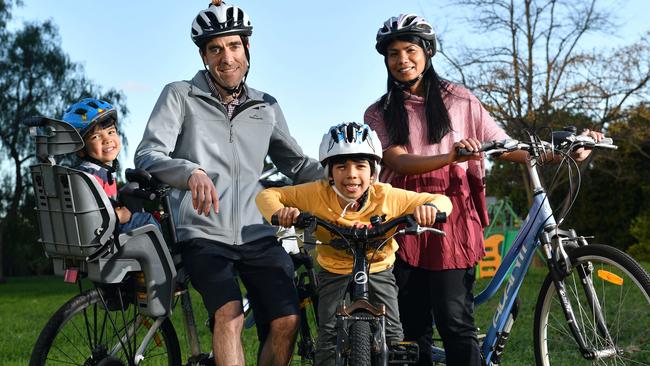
[440,0,650,133]
[435,1,650,253]
[0,6,128,280]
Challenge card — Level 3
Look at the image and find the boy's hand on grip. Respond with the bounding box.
[272,207,300,228]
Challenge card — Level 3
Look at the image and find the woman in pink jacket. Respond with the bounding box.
[364,15,503,366]
[365,13,602,366]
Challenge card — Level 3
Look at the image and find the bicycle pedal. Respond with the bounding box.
[388,341,419,364]
[187,352,213,366]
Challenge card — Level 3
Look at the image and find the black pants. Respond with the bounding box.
[393,257,481,366]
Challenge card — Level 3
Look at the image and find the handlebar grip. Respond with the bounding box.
[457,141,497,156]
[125,168,152,185]
[23,116,47,127]
[129,189,156,201]
[271,214,280,226]
[120,183,156,201]
[436,212,447,223]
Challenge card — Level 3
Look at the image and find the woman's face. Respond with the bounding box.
[386,40,427,93]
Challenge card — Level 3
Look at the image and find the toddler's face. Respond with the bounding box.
[83,124,121,164]
[330,159,374,206]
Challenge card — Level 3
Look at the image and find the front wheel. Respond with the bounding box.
[348,312,373,366]
[534,244,650,365]
[30,286,181,366]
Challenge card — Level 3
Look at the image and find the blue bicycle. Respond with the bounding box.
[426,130,650,365]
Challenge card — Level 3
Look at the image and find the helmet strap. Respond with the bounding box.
[80,156,118,184]
[205,65,247,97]
[389,56,432,91]
[329,181,370,218]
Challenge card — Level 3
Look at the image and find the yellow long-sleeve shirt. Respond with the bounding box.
[256,180,452,274]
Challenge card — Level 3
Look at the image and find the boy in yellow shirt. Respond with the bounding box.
[256,122,452,365]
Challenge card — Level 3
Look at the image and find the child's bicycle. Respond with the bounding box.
[23,116,319,365]
[424,130,649,365]
[273,211,447,366]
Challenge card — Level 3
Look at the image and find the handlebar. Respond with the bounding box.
[121,168,170,202]
[457,130,617,157]
[119,182,156,201]
[271,212,446,244]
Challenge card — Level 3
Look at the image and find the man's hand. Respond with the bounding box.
[273,207,300,228]
[115,206,132,224]
[211,0,222,5]
[449,138,484,164]
[188,169,219,216]
[573,128,605,162]
[413,204,438,227]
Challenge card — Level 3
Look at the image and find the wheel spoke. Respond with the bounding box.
[534,245,650,366]
[31,287,180,365]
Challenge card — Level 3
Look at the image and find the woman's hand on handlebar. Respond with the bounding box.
[450,138,483,164]
[273,207,300,228]
[572,129,605,161]
[413,205,439,227]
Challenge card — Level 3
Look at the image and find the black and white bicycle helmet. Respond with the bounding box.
[319,122,383,179]
[375,13,437,56]
[191,2,253,47]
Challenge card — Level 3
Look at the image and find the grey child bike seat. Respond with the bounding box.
[26,116,176,317]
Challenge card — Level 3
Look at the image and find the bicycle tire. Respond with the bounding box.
[348,312,373,366]
[534,244,650,366]
[293,302,317,365]
[29,286,181,366]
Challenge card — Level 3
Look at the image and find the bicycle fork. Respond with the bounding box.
[541,238,619,361]
[334,243,389,366]
[335,306,388,366]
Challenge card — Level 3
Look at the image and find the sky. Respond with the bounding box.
[10,0,650,171]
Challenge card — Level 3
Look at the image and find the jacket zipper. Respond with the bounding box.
[229,100,263,244]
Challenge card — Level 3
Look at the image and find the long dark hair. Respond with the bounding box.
[379,36,452,146]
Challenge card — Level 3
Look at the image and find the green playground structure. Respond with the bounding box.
[477,198,522,279]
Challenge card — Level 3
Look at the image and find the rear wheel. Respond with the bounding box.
[348,312,372,366]
[533,244,650,365]
[30,286,181,366]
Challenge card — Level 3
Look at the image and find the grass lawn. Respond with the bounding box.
[1,260,648,365]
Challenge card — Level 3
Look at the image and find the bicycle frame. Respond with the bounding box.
[430,141,619,365]
[475,158,555,364]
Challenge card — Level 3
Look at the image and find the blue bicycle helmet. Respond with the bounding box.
[62,98,117,137]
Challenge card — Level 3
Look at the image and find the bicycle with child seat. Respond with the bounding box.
[272,211,448,366]
[422,129,650,365]
[24,116,320,366]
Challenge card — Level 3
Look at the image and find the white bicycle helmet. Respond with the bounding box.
[375,13,437,56]
[318,122,383,179]
[191,2,253,47]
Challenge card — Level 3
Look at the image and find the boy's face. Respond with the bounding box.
[330,159,374,205]
[81,124,121,164]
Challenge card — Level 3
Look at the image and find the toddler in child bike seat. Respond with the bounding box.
[256,122,453,365]
[62,98,159,233]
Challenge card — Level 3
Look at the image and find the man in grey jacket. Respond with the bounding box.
[134,2,321,365]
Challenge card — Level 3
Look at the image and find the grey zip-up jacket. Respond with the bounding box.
[135,71,322,245]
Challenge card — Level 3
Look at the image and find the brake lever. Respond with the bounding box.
[397,225,446,237]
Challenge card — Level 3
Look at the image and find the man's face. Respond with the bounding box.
[201,35,249,90]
